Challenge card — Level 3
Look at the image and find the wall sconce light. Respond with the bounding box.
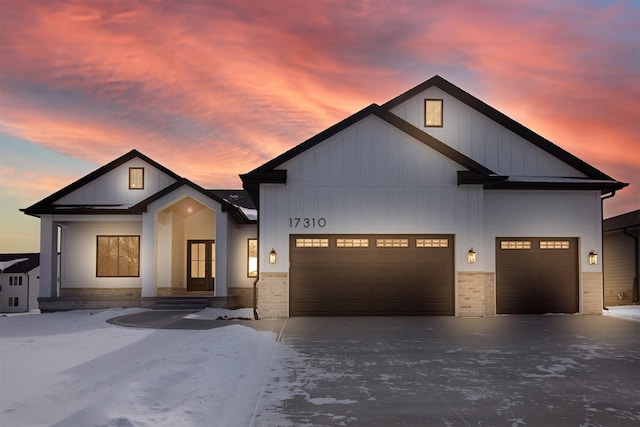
[588,250,598,265]
[269,248,277,265]
[467,247,477,264]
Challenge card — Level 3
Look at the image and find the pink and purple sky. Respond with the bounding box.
[1,0,638,253]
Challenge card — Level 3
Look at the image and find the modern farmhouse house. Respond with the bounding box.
[22,151,258,311]
[24,75,627,316]
[241,75,628,317]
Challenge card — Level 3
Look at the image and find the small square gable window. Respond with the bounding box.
[424,99,443,127]
[129,167,144,189]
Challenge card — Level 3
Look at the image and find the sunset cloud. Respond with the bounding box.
[0,0,638,251]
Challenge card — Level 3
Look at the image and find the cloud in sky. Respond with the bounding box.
[0,0,638,251]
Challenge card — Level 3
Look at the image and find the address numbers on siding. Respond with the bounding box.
[289,217,327,228]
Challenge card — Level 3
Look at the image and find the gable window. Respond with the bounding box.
[97,236,140,277]
[248,238,258,278]
[424,99,443,127]
[129,167,144,189]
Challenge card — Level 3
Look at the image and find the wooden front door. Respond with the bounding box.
[187,240,215,292]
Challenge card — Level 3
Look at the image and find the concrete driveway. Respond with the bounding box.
[252,316,640,427]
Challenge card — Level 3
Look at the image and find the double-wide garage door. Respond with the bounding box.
[496,237,578,314]
[290,234,454,316]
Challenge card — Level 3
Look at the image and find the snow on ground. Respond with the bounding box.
[0,308,280,427]
[1,306,638,426]
[604,304,640,321]
[183,307,254,320]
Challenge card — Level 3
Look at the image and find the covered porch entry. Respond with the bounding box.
[154,195,219,297]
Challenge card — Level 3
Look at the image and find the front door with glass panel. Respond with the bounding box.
[187,240,215,292]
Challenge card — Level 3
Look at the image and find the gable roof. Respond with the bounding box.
[22,150,255,224]
[129,179,256,224]
[22,149,181,216]
[242,75,628,203]
[240,103,495,203]
[0,253,39,274]
[382,75,622,183]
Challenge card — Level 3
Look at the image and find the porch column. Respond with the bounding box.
[140,212,156,297]
[39,215,58,298]
[215,211,228,296]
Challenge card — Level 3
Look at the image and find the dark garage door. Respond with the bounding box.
[290,234,454,316]
[496,237,578,314]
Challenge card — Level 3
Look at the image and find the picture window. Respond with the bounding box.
[97,235,140,277]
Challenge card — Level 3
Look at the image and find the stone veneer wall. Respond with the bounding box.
[583,272,603,315]
[228,287,255,309]
[457,272,495,317]
[39,288,141,311]
[257,272,289,318]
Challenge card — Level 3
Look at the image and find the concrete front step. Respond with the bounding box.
[151,298,209,310]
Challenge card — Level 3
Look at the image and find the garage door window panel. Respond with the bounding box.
[336,238,369,248]
[296,238,329,248]
[376,238,409,247]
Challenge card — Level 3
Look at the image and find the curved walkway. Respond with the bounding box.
[107,309,283,332]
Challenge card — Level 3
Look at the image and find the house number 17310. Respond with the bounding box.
[289,217,327,228]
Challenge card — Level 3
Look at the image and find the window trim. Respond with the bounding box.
[96,235,141,277]
[247,238,258,278]
[424,99,444,127]
[129,167,144,190]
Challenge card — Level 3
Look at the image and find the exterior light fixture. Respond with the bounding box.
[467,247,477,264]
[269,248,277,265]
[588,250,598,265]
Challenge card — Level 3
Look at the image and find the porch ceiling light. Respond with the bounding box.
[588,250,598,265]
[467,247,477,264]
[269,248,277,265]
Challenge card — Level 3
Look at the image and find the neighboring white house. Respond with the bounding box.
[0,253,40,313]
[22,151,258,311]
[241,75,628,318]
[603,209,640,306]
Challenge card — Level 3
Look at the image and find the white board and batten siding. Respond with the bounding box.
[389,87,587,178]
[60,219,143,289]
[56,159,178,206]
[259,114,484,272]
[483,190,603,272]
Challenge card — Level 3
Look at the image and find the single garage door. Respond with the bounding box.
[290,234,454,316]
[496,237,578,314]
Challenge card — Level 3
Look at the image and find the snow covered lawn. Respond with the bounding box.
[604,304,640,321]
[1,306,638,426]
[0,308,280,427]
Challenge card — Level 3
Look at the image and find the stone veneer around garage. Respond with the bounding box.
[582,272,604,315]
[255,271,602,318]
[257,272,289,318]
[457,272,496,317]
